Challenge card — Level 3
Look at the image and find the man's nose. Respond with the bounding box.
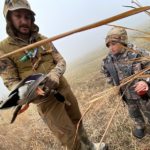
[20,17,28,24]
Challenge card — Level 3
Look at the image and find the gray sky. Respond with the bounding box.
[0,0,150,63]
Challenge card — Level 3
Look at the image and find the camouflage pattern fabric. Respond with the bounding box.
[0,4,94,149]
[105,27,128,47]
[102,43,150,128]
[0,57,20,89]
[3,0,35,18]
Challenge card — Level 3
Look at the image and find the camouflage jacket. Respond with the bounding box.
[0,23,66,90]
[101,43,150,100]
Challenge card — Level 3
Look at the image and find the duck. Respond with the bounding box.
[0,73,66,123]
[0,73,47,123]
[0,73,46,109]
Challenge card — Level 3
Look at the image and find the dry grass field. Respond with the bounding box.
[0,24,150,150]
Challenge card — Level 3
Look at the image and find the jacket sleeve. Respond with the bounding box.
[0,51,20,89]
[141,50,150,84]
[101,59,114,85]
[132,49,150,84]
[50,43,66,78]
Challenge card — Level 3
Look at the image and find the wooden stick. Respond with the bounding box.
[0,6,150,59]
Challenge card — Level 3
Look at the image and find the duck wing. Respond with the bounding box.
[23,74,47,104]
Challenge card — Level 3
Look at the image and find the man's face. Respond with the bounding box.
[10,9,32,35]
[107,42,123,55]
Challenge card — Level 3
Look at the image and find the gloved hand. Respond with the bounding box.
[44,71,60,92]
[134,81,149,96]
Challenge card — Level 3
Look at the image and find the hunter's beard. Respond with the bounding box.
[16,25,31,36]
[10,23,32,37]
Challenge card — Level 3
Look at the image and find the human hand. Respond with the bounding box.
[44,72,59,91]
[134,81,149,96]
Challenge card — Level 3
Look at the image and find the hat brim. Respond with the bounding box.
[9,7,35,15]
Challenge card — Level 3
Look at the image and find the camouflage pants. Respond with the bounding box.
[34,85,93,150]
[126,98,150,128]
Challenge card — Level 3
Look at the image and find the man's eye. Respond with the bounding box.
[13,14,32,20]
[14,14,21,18]
[24,15,32,20]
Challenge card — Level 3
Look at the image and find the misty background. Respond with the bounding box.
[0,0,150,63]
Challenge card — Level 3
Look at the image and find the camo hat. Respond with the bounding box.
[3,0,35,19]
[105,27,128,47]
